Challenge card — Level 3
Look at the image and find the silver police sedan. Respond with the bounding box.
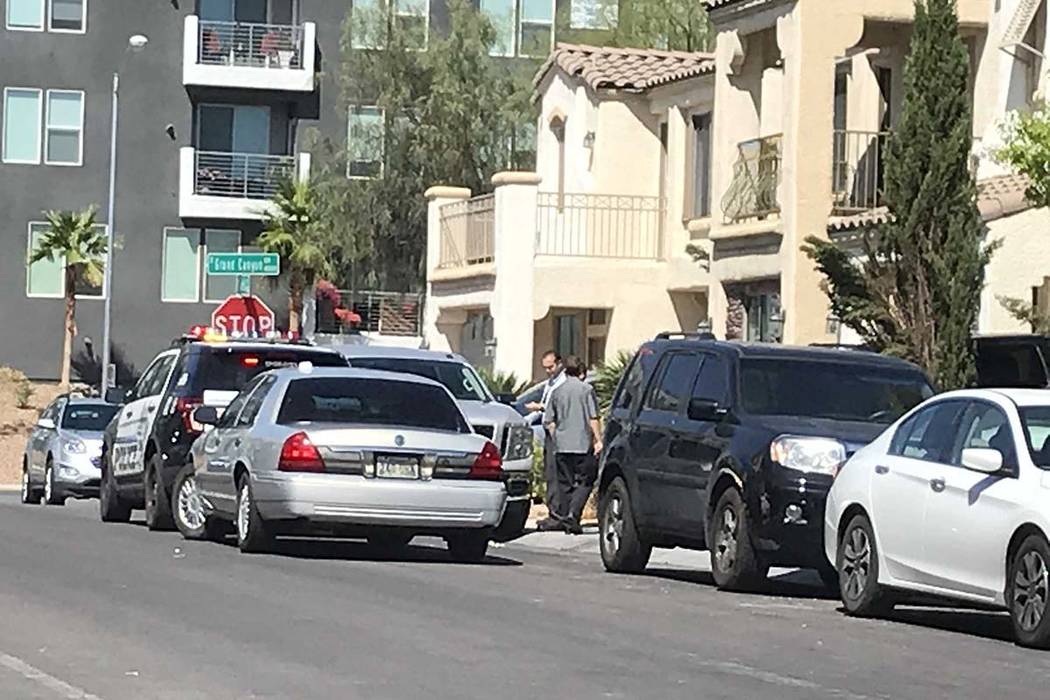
[181,365,508,561]
[22,396,120,505]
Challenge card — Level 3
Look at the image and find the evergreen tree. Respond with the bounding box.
[803,0,992,389]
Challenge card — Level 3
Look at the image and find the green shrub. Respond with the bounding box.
[591,350,635,415]
[0,367,34,409]
[477,367,531,396]
[530,439,546,503]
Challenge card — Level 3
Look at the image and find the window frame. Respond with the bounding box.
[2,87,44,164]
[690,112,712,220]
[568,0,617,30]
[6,0,45,31]
[161,227,202,304]
[888,399,966,465]
[346,104,386,180]
[43,88,85,167]
[202,228,243,302]
[481,0,516,57]
[952,399,1019,472]
[25,220,108,300]
[393,0,429,51]
[643,351,701,415]
[517,0,555,59]
[235,375,278,427]
[47,0,86,34]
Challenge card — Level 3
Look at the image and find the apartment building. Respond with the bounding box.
[421,0,1050,382]
[1,0,613,379]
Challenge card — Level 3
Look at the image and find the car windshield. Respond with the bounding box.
[61,404,120,431]
[347,357,491,402]
[1020,407,1050,469]
[181,348,347,395]
[277,377,469,433]
[740,358,934,424]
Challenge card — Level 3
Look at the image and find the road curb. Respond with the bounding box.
[0,485,20,493]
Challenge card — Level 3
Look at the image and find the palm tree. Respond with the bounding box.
[258,179,330,334]
[30,207,107,389]
[477,367,530,397]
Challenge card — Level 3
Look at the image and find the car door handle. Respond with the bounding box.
[875,465,890,475]
[930,477,946,493]
[233,438,242,448]
[147,406,155,414]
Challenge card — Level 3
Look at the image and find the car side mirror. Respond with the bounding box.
[961,447,1003,474]
[37,418,56,430]
[105,387,128,404]
[495,393,516,405]
[687,398,727,422]
[194,406,220,427]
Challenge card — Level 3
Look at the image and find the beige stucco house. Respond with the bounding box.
[423,0,1050,382]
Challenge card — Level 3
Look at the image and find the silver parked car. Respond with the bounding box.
[180,366,508,561]
[22,396,121,506]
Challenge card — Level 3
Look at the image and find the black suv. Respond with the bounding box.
[596,334,934,590]
[974,335,1050,388]
[100,337,347,529]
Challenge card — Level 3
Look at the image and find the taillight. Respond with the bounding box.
[278,432,325,472]
[175,397,203,433]
[469,441,503,480]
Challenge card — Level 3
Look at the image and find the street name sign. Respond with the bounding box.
[207,253,280,276]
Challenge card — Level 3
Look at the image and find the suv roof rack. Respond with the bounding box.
[655,331,717,341]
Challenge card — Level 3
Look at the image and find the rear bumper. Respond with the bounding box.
[252,472,507,529]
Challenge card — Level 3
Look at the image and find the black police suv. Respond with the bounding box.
[100,335,347,529]
[596,334,934,590]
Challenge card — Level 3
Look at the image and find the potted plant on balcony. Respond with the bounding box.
[260,29,295,69]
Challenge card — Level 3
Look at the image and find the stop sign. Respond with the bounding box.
[211,295,275,336]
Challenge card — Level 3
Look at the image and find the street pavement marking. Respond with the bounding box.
[0,652,104,700]
[689,657,888,700]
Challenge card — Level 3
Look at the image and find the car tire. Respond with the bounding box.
[172,465,227,542]
[20,460,40,505]
[43,457,65,506]
[837,513,893,617]
[144,457,175,531]
[99,449,132,523]
[1008,534,1050,649]
[445,530,490,563]
[708,488,766,591]
[367,530,414,553]
[598,476,652,574]
[236,474,274,554]
[492,499,530,543]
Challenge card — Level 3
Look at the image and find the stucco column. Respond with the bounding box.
[490,172,541,382]
[422,186,471,350]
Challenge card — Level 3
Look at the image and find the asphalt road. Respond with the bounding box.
[1,493,1050,700]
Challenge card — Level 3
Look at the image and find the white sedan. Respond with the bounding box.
[825,389,1050,648]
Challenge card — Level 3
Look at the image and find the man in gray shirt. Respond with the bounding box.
[542,356,602,534]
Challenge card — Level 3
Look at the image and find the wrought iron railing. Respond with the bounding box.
[439,195,495,268]
[193,151,296,199]
[315,290,424,337]
[721,135,782,224]
[832,130,889,214]
[197,20,305,69]
[536,193,664,259]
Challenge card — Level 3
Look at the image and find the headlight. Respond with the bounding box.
[770,436,846,476]
[58,465,79,479]
[506,425,535,461]
[62,438,86,455]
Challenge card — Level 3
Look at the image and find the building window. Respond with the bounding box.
[481,0,515,57]
[394,0,428,50]
[555,313,580,359]
[49,0,85,32]
[569,0,617,30]
[519,0,553,58]
[351,0,385,49]
[509,121,536,170]
[691,113,712,218]
[204,229,241,301]
[6,0,44,30]
[745,293,781,343]
[552,117,566,206]
[162,228,201,303]
[347,105,385,179]
[44,90,83,166]
[2,88,43,164]
[26,221,105,299]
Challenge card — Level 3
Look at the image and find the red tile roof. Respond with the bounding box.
[534,43,715,94]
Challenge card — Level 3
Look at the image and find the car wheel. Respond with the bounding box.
[20,460,39,505]
[144,457,175,531]
[445,530,490,563]
[492,500,530,543]
[99,449,132,523]
[1009,534,1050,649]
[709,488,766,591]
[367,529,414,553]
[43,457,65,506]
[599,476,651,574]
[236,474,274,554]
[172,465,226,541]
[837,513,893,617]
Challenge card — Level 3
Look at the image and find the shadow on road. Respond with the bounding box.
[231,537,524,567]
[879,606,1014,644]
[644,567,839,600]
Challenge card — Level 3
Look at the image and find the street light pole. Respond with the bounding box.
[101,71,119,393]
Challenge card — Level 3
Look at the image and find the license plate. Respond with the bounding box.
[375,456,420,480]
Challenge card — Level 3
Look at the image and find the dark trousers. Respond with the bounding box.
[543,435,559,514]
[553,452,598,525]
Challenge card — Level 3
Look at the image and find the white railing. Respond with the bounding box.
[193,151,296,200]
[315,290,424,337]
[535,192,664,259]
[197,20,304,69]
[439,195,496,268]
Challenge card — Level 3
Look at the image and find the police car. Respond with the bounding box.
[99,327,348,529]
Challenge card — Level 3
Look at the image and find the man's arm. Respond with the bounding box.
[586,387,602,454]
[543,398,557,437]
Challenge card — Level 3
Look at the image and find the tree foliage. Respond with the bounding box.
[996,104,1050,208]
[803,0,992,390]
[998,295,1050,334]
[591,350,635,415]
[610,0,713,52]
[477,367,531,396]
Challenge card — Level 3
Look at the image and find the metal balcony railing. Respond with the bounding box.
[721,135,782,224]
[193,151,296,199]
[536,192,664,259]
[832,130,890,214]
[315,290,424,337]
[439,195,496,268]
[197,20,304,69]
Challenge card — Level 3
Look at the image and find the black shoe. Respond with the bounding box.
[537,518,564,532]
[565,522,584,535]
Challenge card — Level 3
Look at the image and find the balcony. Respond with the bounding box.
[438,195,496,269]
[178,147,311,220]
[721,135,782,224]
[832,130,889,215]
[536,193,664,259]
[182,15,317,92]
[315,290,424,337]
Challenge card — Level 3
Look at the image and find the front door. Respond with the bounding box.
[112,352,177,484]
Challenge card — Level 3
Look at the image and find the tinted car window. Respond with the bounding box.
[976,343,1048,388]
[740,359,933,424]
[236,375,277,427]
[215,375,265,429]
[691,354,730,404]
[890,401,965,463]
[645,353,698,413]
[613,356,645,411]
[133,355,170,400]
[277,377,469,433]
[347,357,490,402]
[62,403,120,431]
[182,348,346,396]
[956,402,1017,467]
[1020,406,1050,468]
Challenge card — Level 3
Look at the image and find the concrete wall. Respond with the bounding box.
[981,207,1050,333]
